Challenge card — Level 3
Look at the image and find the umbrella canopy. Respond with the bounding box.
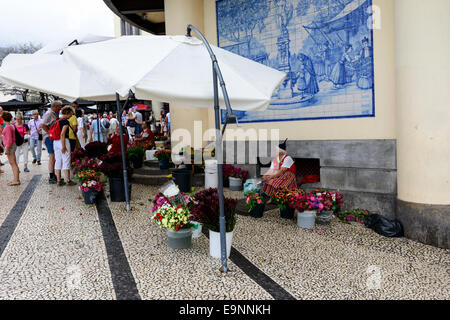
[0,99,44,112]
[34,34,115,55]
[0,35,285,111]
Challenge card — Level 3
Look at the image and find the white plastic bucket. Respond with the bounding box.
[297,210,316,229]
[145,149,157,161]
[205,160,218,189]
[209,230,233,259]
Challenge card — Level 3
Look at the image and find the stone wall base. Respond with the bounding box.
[396,200,450,249]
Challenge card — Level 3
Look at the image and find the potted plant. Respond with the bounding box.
[80,180,102,205]
[99,152,133,202]
[289,190,316,229]
[74,168,101,184]
[154,149,171,170]
[127,146,145,169]
[245,190,265,218]
[72,157,100,176]
[308,189,343,225]
[272,188,296,219]
[84,141,108,158]
[228,167,248,191]
[152,202,193,249]
[191,188,237,258]
[337,208,369,224]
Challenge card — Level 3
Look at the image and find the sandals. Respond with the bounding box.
[66,180,77,186]
[7,181,21,186]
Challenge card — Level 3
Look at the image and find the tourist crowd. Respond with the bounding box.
[0,101,166,186]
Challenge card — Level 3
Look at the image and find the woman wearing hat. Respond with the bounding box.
[262,139,297,197]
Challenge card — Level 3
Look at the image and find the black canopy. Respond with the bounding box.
[0,99,45,112]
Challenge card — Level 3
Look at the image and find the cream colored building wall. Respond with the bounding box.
[203,0,396,141]
[395,0,450,205]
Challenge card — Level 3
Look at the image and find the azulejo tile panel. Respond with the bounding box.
[217,0,375,123]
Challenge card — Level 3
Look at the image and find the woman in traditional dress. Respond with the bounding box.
[262,139,297,197]
[330,44,354,88]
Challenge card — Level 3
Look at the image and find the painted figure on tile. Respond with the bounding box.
[357,37,373,63]
[315,41,332,81]
[355,37,374,89]
[294,54,319,98]
[330,44,355,88]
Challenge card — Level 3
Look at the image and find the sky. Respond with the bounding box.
[0,0,115,47]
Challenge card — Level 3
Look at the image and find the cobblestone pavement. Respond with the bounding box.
[0,153,449,300]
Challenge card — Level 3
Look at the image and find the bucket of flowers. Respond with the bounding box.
[152,199,193,249]
[84,141,108,158]
[127,145,145,169]
[245,190,265,219]
[73,157,100,177]
[154,149,171,170]
[80,180,102,205]
[98,152,133,202]
[75,168,101,184]
[272,188,296,219]
[229,167,248,191]
[310,189,341,225]
[191,188,237,258]
[289,189,318,229]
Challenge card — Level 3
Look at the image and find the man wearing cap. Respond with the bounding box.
[262,139,297,197]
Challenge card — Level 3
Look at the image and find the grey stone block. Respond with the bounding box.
[320,167,397,194]
[288,140,397,170]
[397,200,450,249]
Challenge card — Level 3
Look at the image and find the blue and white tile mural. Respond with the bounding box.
[217,0,375,123]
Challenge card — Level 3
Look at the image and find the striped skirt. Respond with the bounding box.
[262,171,297,197]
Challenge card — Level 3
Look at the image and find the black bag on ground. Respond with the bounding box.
[364,214,404,237]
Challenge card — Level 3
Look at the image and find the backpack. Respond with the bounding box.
[48,120,62,141]
[14,126,24,147]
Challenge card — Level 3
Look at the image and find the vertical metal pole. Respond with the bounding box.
[116,93,130,212]
[96,104,100,142]
[214,63,228,273]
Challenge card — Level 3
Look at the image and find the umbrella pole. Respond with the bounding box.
[116,93,131,212]
[97,105,100,142]
[213,67,228,273]
[187,24,235,273]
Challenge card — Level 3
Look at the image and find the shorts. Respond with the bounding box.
[54,139,71,171]
[44,137,55,154]
[6,144,17,154]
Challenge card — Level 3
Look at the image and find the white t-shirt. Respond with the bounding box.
[77,117,84,129]
[270,155,294,170]
[109,117,119,134]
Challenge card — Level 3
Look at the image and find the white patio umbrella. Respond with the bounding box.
[35,34,115,55]
[0,26,285,272]
[0,34,284,110]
